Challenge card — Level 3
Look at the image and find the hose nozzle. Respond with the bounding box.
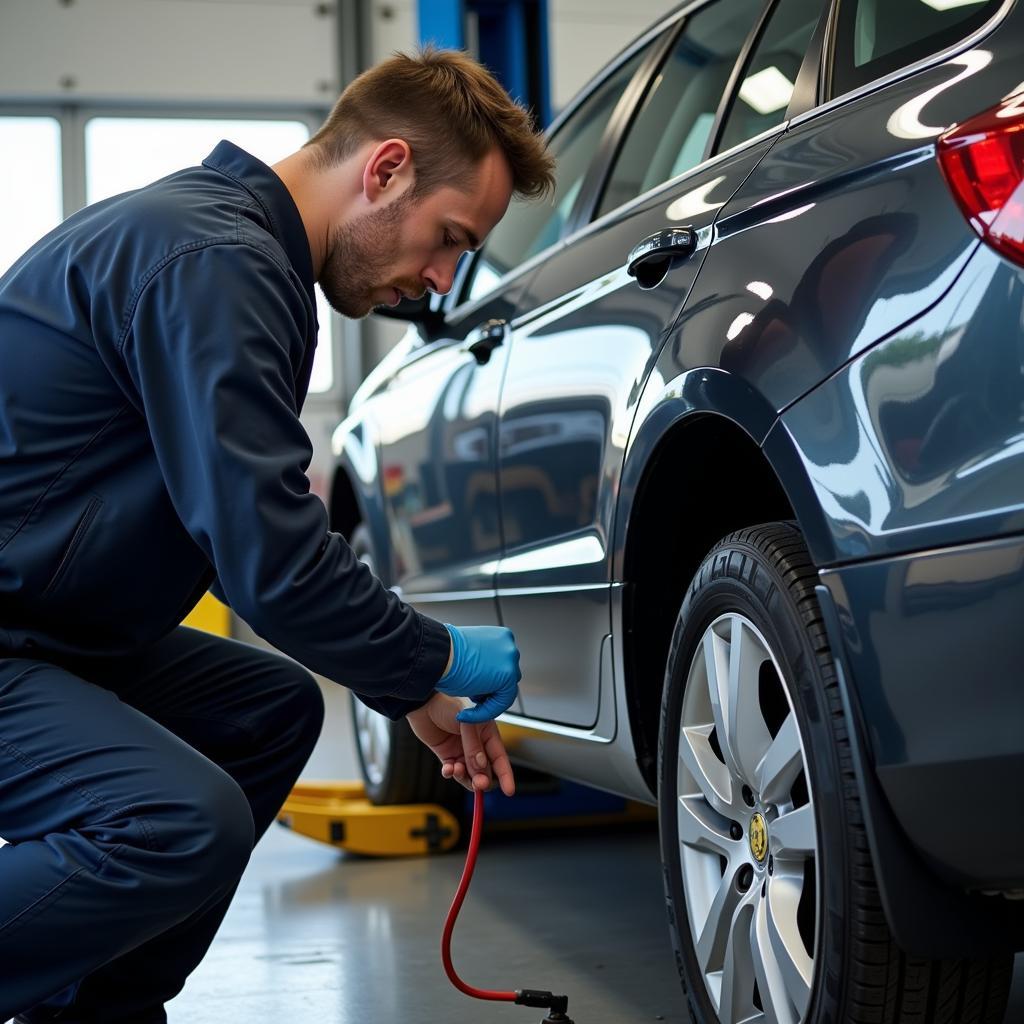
[515,990,574,1023]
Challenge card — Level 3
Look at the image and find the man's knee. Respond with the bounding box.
[293,666,325,747]
[190,768,256,889]
[270,661,325,753]
[135,766,255,902]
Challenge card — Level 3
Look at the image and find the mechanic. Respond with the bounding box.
[0,48,554,1022]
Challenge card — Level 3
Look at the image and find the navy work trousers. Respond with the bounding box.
[0,625,326,1022]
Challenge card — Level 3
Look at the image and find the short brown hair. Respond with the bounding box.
[306,47,554,201]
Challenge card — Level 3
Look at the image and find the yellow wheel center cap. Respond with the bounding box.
[749,812,768,863]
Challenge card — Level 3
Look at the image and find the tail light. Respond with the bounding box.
[937,96,1024,267]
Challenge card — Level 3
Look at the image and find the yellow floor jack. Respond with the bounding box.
[275,779,461,856]
[275,777,655,858]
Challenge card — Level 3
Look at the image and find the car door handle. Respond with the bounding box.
[465,318,507,365]
[626,227,698,289]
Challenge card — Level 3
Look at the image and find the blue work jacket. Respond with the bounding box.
[0,141,450,720]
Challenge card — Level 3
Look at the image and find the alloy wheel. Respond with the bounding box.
[676,612,819,1024]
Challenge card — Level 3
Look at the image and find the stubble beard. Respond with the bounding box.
[318,193,414,319]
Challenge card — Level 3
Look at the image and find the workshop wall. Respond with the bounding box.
[0,0,338,105]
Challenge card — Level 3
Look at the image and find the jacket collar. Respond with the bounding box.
[203,140,316,307]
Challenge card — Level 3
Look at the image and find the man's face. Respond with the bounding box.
[318,147,514,319]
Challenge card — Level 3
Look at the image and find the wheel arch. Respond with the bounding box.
[614,368,831,792]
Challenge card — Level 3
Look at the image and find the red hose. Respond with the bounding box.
[441,787,517,1002]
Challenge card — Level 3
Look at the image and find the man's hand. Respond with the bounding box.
[436,624,521,723]
[406,692,515,796]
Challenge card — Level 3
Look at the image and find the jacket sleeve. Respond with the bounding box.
[119,242,450,719]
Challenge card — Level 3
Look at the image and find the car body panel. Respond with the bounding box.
[497,139,777,726]
[367,280,532,601]
[657,49,1016,421]
[783,245,1024,564]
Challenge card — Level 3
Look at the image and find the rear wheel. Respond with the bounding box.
[348,524,457,809]
[658,522,1012,1024]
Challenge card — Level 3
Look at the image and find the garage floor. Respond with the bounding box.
[166,816,1024,1024]
[157,681,1021,1024]
[167,818,685,1023]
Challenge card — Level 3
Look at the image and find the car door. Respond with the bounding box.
[362,29,659,710]
[493,0,827,728]
[366,275,528,640]
[361,26,659,719]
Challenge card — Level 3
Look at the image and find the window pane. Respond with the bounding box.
[0,117,62,278]
[596,0,764,219]
[832,0,999,96]
[85,117,333,393]
[466,41,653,303]
[717,0,823,155]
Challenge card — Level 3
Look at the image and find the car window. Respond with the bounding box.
[831,0,1001,98]
[595,0,765,220]
[716,0,824,155]
[463,40,654,304]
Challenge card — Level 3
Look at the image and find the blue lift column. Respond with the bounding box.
[417,0,551,127]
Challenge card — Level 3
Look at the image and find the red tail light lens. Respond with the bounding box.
[937,97,1024,267]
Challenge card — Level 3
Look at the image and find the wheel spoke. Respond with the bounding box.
[704,627,736,773]
[679,723,734,817]
[695,870,743,974]
[771,804,816,858]
[726,618,774,785]
[677,795,734,858]
[718,898,759,1024]
[751,895,801,1024]
[756,713,803,806]
[766,873,813,1019]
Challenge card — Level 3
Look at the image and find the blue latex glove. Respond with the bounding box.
[436,624,521,724]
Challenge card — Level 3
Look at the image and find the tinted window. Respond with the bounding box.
[596,0,765,219]
[831,0,1000,97]
[717,0,823,154]
[464,41,653,303]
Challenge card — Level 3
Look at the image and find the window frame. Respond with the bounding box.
[0,100,347,408]
[827,0,1003,99]
[803,0,1014,122]
[442,6,689,323]
[706,0,830,157]
[583,0,834,229]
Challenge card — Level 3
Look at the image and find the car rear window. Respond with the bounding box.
[830,0,1003,97]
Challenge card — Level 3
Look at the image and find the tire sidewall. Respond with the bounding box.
[658,535,847,1024]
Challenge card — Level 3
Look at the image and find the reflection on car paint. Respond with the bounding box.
[783,243,1024,562]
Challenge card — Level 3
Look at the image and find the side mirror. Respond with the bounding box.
[372,293,444,334]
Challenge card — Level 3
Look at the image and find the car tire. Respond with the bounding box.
[348,524,459,810]
[658,522,1012,1024]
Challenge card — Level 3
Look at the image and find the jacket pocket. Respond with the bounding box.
[41,495,104,600]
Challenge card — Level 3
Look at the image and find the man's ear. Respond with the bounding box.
[362,139,413,203]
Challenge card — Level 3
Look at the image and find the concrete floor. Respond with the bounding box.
[165,818,1024,1024]
[167,819,685,1023]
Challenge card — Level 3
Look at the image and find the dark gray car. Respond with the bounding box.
[329,1,1024,1020]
